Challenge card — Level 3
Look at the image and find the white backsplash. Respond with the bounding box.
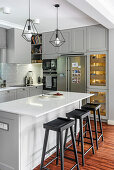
[0,63,43,86]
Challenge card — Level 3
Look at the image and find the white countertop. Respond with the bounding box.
[0,83,43,92]
[0,91,93,118]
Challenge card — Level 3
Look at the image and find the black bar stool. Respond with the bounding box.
[64,109,95,166]
[81,103,104,150]
[40,117,79,170]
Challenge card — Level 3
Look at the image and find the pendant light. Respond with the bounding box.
[49,4,65,47]
[22,0,38,42]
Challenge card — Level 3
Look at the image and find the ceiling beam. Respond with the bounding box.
[66,0,114,29]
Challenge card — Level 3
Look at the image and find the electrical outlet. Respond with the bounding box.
[0,122,9,131]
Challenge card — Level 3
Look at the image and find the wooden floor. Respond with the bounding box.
[34,121,114,170]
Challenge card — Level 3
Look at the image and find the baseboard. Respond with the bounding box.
[107,120,114,125]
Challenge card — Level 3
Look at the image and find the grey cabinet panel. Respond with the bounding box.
[42,32,58,55]
[29,86,42,96]
[58,29,72,54]
[0,28,6,49]
[16,88,29,99]
[42,53,59,59]
[71,27,86,52]
[0,112,19,170]
[6,28,31,64]
[87,25,108,52]
[0,91,9,103]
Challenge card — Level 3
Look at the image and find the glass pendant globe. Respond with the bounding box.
[55,37,60,45]
[26,30,32,40]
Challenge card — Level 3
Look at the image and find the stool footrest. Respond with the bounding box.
[64,156,79,170]
[85,129,102,133]
[42,156,57,169]
[84,146,93,156]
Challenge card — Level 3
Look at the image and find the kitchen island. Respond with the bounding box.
[0,91,93,170]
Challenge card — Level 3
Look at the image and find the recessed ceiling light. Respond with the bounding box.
[33,19,40,24]
[2,7,11,14]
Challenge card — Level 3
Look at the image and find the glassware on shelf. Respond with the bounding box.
[90,54,106,86]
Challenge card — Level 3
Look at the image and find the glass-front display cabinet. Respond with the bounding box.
[90,91,106,116]
[87,89,108,119]
[90,54,106,86]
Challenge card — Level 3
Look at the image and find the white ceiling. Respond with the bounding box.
[0,0,97,32]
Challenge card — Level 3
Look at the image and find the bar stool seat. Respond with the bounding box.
[81,103,104,150]
[40,117,79,170]
[64,109,95,166]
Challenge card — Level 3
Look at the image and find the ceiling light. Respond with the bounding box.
[22,0,38,42]
[33,19,40,24]
[0,7,11,14]
[49,4,65,47]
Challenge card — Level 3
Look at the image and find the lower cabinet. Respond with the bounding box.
[29,86,42,97]
[16,88,29,99]
[0,86,43,103]
[0,90,16,103]
[87,88,108,120]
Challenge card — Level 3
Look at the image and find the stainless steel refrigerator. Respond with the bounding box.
[57,55,86,93]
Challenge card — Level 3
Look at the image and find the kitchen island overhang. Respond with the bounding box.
[0,91,93,170]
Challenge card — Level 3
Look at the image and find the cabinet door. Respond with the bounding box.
[0,28,6,49]
[16,88,29,99]
[58,29,71,54]
[42,53,59,59]
[87,25,108,52]
[71,27,86,52]
[7,28,31,64]
[29,86,42,97]
[9,90,16,101]
[0,91,9,103]
[42,32,58,55]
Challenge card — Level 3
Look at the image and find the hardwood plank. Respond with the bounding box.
[34,121,114,170]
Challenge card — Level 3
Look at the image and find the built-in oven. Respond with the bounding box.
[43,72,57,91]
[43,59,57,71]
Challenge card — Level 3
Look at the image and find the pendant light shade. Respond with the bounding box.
[22,0,38,42]
[49,4,65,47]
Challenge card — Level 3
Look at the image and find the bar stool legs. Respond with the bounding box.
[60,131,64,170]
[80,118,84,166]
[56,132,59,165]
[40,129,49,170]
[93,111,98,150]
[98,108,104,141]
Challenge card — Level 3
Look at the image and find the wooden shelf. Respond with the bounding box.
[32,53,42,55]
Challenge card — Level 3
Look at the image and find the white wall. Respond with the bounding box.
[0,63,43,86]
[109,29,114,123]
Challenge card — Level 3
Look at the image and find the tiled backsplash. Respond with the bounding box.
[0,63,43,86]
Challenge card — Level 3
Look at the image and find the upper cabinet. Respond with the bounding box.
[58,29,72,54]
[71,27,86,53]
[0,28,6,49]
[42,32,58,55]
[6,28,31,64]
[87,25,108,52]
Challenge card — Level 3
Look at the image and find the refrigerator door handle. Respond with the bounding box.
[67,57,70,92]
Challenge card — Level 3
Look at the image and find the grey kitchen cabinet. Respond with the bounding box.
[0,91,9,103]
[6,28,31,64]
[87,25,108,52]
[42,53,59,59]
[0,28,6,49]
[29,86,43,96]
[58,29,72,54]
[0,90,16,103]
[16,88,29,99]
[71,27,86,53]
[42,32,58,55]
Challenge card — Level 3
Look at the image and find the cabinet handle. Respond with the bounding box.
[36,87,38,89]
[23,88,25,91]
[7,91,10,93]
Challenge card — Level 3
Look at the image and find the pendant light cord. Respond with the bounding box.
[57,6,58,30]
[29,0,30,20]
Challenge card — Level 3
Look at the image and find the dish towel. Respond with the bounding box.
[46,76,52,88]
